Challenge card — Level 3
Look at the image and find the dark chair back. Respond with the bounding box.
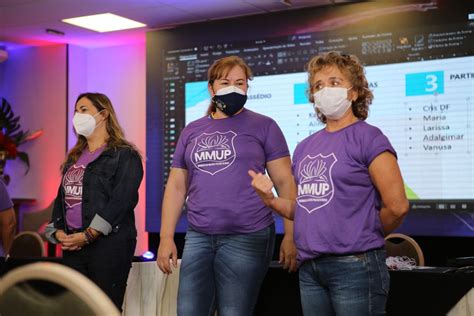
[9,232,45,258]
[0,262,120,316]
[385,233,425,266]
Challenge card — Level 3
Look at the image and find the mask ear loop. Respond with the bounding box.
[212,96,227,112]
[94,110,107,129]
[347,86,356,103]
[209,85,225,113]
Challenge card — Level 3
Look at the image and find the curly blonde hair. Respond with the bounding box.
[306,51,373,123]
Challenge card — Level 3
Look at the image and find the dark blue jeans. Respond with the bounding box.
[177,225,275,316]
[299,249,390,316]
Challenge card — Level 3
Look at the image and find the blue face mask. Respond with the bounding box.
[212,86,247,116]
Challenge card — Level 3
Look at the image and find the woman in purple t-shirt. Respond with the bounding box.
[45,93,143,311]
[156,56,297,316]
[0,178,16,255]
[250,51,409,315]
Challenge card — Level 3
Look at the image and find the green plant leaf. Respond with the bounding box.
[11,131,29,145]
[1,98,23,137]
[17,151,30,174]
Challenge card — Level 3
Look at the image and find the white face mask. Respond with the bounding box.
[73,111,102,137]
[215,85,246,96]
[313,87,352,120]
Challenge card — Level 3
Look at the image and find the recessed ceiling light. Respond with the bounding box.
[62,13,146,33]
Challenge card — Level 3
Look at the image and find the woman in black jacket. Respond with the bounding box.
[45,92,143,310]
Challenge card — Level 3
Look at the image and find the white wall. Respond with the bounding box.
[68,43,147,255]
[0,45,67,211]
[0,43,147,255]
[67,45,88,149]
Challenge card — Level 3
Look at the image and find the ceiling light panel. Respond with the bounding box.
[62,13,146,32]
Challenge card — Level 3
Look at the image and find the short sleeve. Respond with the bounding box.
[171,128,189,169]
[0,181,13,211]
[291,159,297,176]
[364,129,397,166]
[291,144,301,175]
[264,120,290,162]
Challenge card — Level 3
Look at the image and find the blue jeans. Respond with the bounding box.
[299,249,390,316]
[177,224,275,316]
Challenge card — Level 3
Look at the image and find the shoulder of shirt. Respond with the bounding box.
[298,128,325,144]
[243,108,273,121]
[355,120,384,137]
[293,129,322,156]
[104,146,140,160]
[0,181,8,198]
[242,109,280,128]
[183,115,210,130]
[177,116,209,139]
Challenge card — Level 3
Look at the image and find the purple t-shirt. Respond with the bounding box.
[63,147,105,229]
[0,179,13,212]
[292,121,396,264]
[172,108,290,234]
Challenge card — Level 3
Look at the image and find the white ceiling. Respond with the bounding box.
[0,0,359,48]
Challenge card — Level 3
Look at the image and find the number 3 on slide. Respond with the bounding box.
[406,71,444,96]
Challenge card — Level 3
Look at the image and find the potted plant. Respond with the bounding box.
[0,97,42,184]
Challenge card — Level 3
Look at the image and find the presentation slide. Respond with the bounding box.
[185,56,474,203]
[146,0,474,236]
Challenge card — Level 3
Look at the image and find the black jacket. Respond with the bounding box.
[51,146,143,235]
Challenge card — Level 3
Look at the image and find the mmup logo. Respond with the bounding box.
[63,164,85,208]
[191,131,237,175]
[296,153,337,214]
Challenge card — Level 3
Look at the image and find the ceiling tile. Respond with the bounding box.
[159,0,265,20]
[0,0,361,47]
[0,0,159,27]
[115,5,204,28]
[244,0,332,11]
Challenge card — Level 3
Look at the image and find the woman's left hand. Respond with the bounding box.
[279,234,298,272]
[61,232,88,251]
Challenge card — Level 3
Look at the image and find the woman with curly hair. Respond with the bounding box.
[249,51,409,315]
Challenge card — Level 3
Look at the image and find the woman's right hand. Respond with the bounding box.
[248,170,275,206]
[157,237,178,274]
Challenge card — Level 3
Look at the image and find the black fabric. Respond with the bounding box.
[62,224,136,310]
[0,283,94,316]
[212,93,247,116]
[0,257,63,277]
[47,146,143,310]
[51,147,143,232]
[253,263,474,316]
